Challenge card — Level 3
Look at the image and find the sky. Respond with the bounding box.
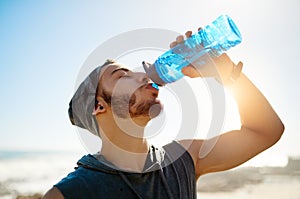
[0,0,299,167]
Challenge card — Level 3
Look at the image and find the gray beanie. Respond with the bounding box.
[68,66,102,137]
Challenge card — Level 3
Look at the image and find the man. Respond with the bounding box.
[43,31,284,199]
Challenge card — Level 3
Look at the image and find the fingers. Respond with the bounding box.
[181,66,201,78]
[169,32,191,48]
[176,35,184,43]
[169,41,178,48]
[169,28,202,49]
[185,30,192,38]
[169,35,185,48]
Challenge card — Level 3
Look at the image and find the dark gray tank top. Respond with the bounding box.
[55,141,196,199]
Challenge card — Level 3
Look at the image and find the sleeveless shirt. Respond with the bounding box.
[54,141,196,199]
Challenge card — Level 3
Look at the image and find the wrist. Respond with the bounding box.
[215,61,243,86]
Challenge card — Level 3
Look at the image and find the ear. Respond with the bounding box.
[92,97,108,116]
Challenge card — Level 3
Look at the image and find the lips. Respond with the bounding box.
[145,83,158,91]
[145,83,159,96]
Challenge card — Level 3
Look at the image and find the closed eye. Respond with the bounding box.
[117,71,129,78]
[111,68,131,79]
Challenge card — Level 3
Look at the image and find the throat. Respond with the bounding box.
[100,138,150,172]
[98,113,152,172]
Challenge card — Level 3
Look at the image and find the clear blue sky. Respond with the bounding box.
[0,0,299,166]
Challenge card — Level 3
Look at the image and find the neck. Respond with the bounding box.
[100,136,150,172]
[98,112,150,172]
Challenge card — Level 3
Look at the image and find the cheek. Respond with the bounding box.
[131,89,149,105]
[128,91,145,111]
[129,93,136,106]
[112,81,139,96]
[112,85,139,100]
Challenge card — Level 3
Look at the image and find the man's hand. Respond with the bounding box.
[169,30,236,84]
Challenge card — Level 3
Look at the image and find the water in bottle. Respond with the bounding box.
[143,15,242,87]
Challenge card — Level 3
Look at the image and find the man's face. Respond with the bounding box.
[98,63,162,119]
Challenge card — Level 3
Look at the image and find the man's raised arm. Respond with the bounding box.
[179,53,284,178]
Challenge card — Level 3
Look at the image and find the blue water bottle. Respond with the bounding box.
[143,15,242,86]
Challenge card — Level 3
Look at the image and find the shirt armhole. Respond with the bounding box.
[163,140,196,171]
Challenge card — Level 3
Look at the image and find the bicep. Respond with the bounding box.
[43,187,64,199]
[183,127,276,176]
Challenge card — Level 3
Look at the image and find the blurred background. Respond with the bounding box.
[0,0,299,198]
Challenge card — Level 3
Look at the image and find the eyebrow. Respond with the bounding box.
[111,68,130,75]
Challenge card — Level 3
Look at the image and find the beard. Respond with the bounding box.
[110,92,162,119]
[130,95,162,119]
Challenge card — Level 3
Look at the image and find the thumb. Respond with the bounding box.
[181,66,201,78]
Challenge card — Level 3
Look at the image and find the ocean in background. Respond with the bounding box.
[0,150,84,199]
[197,165,300,199]
[0,150,299,199]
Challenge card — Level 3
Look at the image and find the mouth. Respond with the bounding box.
[151,83,160,90]
[144,83,159,97]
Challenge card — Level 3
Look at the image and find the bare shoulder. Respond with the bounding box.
[42,187,64,199]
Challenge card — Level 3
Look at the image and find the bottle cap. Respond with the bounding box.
[142,61,166,86]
